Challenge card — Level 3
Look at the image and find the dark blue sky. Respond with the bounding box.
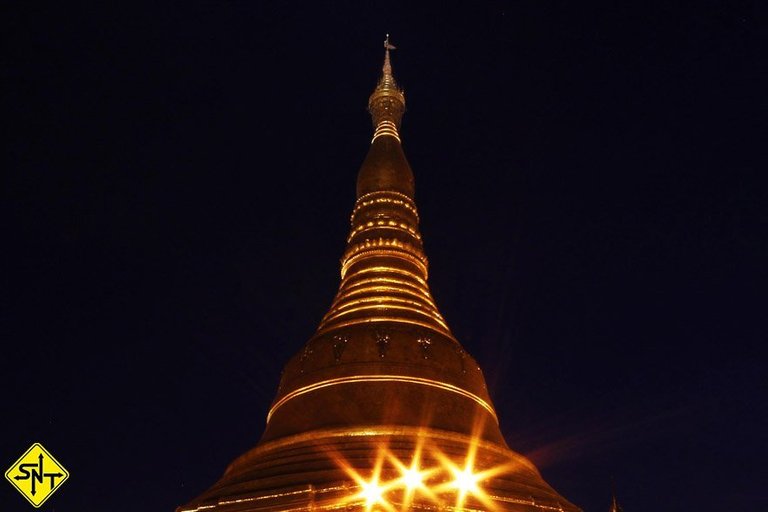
[3,2,766,511]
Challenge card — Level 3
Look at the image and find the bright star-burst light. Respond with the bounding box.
[329,422,519,512]
[360,480,385,508]
[451,465,480,494]
[331,442,398,512]
[429,419,506,512]
[402,467,423,489]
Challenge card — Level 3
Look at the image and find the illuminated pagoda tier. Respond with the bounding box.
[179,39,581,512]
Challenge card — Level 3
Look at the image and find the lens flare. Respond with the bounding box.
[331,442,398,512]
[326,422,517,512]
[360,480,384,508]
[426,416,505,512]
[389,438,427,491]
[451,466,480,493]
[402,467,423,490]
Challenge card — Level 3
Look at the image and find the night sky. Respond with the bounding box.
[3,2,766,511]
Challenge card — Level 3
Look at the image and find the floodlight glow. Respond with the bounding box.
[361,481,384,507]
[402,467,423,490]
[451,466,480,493]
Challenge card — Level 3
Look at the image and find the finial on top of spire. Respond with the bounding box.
[384,34,397,50]
[609,482,624,512]
[382,34,396,77]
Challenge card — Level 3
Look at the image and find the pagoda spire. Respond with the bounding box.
[368,34,406,143]
[259,37,506,446]
[609,482,624,512]
[317,35,449,340]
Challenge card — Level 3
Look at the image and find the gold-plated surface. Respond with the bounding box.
[266,375,498,424]
[179,39,581,512]
[368,40,405,142]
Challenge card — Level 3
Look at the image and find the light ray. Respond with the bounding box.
[332,441,398,512]
[383,435,442,510]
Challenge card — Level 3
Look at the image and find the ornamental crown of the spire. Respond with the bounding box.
[369,35,406,141]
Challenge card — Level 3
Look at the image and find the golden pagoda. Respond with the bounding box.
[178,38,581,512]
